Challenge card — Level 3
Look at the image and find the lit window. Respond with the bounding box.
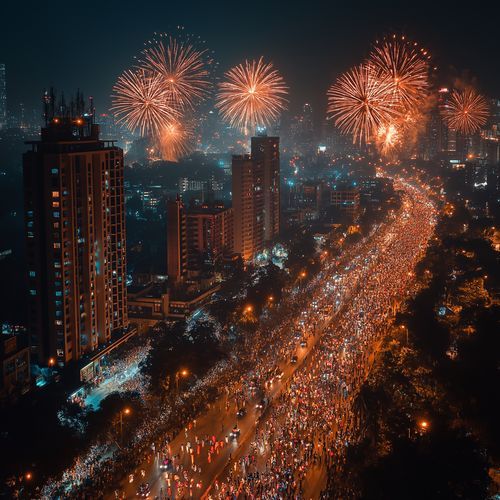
[51,168,58,175]
[29,271,36,278]
[52,191,60,198]
[29,289,36,296]
[52,201,60,208]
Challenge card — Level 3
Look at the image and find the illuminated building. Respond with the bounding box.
[330,187,360,217]
[23,92,128,367]
[186,202,233,271]
[232,154,264,261]
[168,197,233,277]
[167,196,188,282]
[251,134,280,242]
[231,134,281,261]
[0,64,6,129]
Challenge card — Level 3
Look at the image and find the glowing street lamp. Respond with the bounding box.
[175,369,189,392]
[119,407,131,443]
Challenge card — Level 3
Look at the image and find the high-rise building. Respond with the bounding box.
[232,154,264,261]
[166,196,187,282]
[0,64,6,129]
[251,135,280,242]
[231,134,281,262]
[186,202,233,271]
[23,92,128,367]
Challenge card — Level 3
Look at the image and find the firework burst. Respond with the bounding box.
[156,119,194,162]
[377,123,401,156]
[443,88,489,135]
[140,34,213,111]
[327,64,400,145]
[111,69,178,136]
[216,57,288,133]
[369,35,430,111]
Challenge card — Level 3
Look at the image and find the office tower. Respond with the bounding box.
[23,91,127,367]
[186,203,233,271]
[167,196,187,282]
[251,135,280,242]
[232,154,264,261]
[0,64,6,129]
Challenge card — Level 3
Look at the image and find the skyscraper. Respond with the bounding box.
[23,92,128,367]
[167,196,188,282]
[251,135,280,242]
[0,64,6,129]
[232,154,264,261]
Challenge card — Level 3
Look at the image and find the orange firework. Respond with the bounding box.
[377,123,401,156]
[443,88,489,135]
[157,120,193,162]
[140,34,212,111]
[327,64,400,145]
[369,35,430,111]
[216,57,288,133]
[111,69,178,136]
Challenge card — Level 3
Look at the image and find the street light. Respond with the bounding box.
[119,407,131,443]
[175,369,189,393]
[419,419,429,431]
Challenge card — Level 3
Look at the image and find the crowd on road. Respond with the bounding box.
[40,178,436,499]
[211,180,436,498]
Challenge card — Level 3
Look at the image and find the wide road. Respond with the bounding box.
[111,177,436,499]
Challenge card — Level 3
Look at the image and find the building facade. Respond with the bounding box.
[23,97,128,367]
[232,154,264,261]
[251,135,280,242]
[166,196,188,282]
[186,202,233,271]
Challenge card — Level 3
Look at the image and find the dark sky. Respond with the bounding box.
[1,0,499,117]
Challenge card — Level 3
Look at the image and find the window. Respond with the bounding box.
[51,168,59,175]
[29,289,36,296]
[29,271,36,278]
[52,191,60,198]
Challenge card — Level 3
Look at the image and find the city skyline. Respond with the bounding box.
[0,5,499,499]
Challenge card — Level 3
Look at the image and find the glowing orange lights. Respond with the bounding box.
[216,57,288,133]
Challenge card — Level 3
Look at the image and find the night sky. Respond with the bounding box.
[1,0,499,117]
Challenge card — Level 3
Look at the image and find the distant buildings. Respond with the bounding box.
[232,134,280,261]
[0,64,6,129]
[23,92,128,368]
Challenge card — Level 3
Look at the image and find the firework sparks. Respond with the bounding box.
[327,64,400,145]
[216,57,288,133]
[111,69,178,136]
[369,35,430,111]
[157,120,193,162]
[140,35,212,111]
[377,123,400,155]
[443,88,489,135]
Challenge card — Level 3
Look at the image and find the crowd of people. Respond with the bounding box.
[40,178,436,499]
[212,180,436,498]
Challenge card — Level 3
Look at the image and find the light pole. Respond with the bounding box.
[119,407,131,443]
[175,369,189,393]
